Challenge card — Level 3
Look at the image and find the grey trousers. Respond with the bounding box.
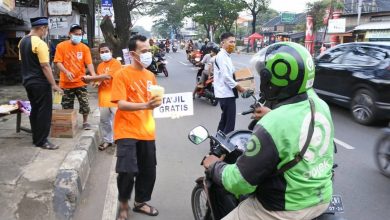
[222,196,329,220]
[99,107,117,144]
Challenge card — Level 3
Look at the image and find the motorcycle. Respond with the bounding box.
[147,52,168,77]
[194,64,218,106]
[172,45,178,53]
[374,123,390,178]
[189,50,203,65]
[166,46,170,53]
[188,92,346,220]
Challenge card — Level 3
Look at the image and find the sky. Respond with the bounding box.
[136,0,316,31]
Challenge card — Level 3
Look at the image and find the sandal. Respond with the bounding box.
[117,205,129,220]
[133,202,159,216]
[98,142,112,151]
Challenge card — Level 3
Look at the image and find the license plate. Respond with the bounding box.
[327,195,344,213]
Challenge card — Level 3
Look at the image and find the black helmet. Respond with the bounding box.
[251,42,315,101]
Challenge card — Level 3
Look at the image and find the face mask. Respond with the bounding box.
[42,27,48,39]
[100,52,112,62]
[71,35,82,44]
[138,52,153,68]
[226,45,235,54]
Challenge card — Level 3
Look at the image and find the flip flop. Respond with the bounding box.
[98,142,112,151]
[133,202,159,216]
[117,205,129,220]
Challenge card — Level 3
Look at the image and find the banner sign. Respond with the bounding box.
[154,92,194,119]
[281,13,295,23]
[101,0,112,7]
[48,1,72,16]
[49,17,69,29]
[328,18,346,33]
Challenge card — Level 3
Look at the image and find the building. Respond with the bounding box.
[340,0,390,42]
[0,0,95,85]
[261,12,307,44]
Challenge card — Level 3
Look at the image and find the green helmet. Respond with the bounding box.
[251,42,315,101]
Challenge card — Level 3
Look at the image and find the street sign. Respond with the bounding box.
[328,18,346,33]
[281,13,295,23]
[154,92,194,119]
[101,0,112,7]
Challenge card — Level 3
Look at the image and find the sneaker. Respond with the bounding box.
[83,123,92,130]
[38,141,59,150]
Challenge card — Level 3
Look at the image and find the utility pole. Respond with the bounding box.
[357,0,363,25]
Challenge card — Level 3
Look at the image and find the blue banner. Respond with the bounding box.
[101,0,112,7]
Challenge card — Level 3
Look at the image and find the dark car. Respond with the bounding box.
[314,42,390,125]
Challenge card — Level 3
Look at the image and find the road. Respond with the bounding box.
[74,50,390,220]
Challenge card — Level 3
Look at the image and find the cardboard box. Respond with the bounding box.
[50,123,78,138]
[52,109,77,124]
[235,68,256,91]
[51,109,78,138]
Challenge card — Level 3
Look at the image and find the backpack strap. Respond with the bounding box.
[275,98,316,175]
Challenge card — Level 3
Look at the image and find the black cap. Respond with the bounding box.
[70,24,82,32]
[30,17,48,27]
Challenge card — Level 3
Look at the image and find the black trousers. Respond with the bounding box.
[217,97,236,134]
[116,139,157,203]
[25,84,52,146]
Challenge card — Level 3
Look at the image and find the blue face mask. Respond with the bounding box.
[71,35,82,44]
[100,52,112,62]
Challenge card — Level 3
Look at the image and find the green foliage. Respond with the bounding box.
[239,0,271,34]
[183,0,245,39]
[151,0,185,38]
[305,0,345,32]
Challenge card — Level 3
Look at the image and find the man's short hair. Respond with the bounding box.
[128,35,147,51]
[220,32,235,42]
[99,43,112,51]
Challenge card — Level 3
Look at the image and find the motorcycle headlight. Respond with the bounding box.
[195,58,201,62]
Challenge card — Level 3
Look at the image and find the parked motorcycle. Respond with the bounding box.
[147,52,168,77]
[188,92,346,220]
[374,123,390,178]
[194,64,218,106]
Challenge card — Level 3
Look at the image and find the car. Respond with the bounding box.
[314,42,390,125]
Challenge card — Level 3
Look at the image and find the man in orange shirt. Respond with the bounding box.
[111,35,161,219]
[82,43,121,150]
[54,24,97,130]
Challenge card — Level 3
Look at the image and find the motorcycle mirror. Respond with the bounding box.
[241,90,255,99]
[188,126,209,145]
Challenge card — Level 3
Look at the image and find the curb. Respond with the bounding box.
[53,128,100,220]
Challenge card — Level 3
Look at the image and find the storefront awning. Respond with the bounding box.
[0,13,24,27]
[354,21,390,31]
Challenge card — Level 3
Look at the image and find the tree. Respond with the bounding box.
[240,0,271,34]
[100,0,159,57]
[150,0,185,39]
[183,0,244,40]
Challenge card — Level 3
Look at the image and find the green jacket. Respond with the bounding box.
[210,91,334,211]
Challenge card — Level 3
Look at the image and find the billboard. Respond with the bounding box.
[281,13,295,23]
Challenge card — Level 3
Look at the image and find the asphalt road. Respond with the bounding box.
[74,50,389,220]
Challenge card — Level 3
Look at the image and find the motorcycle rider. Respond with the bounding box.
[149,39,160,72]
[197,47,219,88]
[203,42,335,220]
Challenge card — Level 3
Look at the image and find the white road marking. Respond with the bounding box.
[334,138,355,150]
[179,61,189,66]
[101,153,118,220]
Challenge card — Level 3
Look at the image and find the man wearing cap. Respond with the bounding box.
[54,24,97,130]
[18,17,63,149]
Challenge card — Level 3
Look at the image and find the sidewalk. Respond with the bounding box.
[0,85,100,220]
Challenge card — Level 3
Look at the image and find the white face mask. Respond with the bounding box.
[71,35,82,44]
[138,52,153,68]
[100,52,112,62]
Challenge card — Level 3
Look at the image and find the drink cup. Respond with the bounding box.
[150,85,164,105]
[53,91,63,104]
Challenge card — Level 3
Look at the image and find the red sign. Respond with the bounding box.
[244,38,249,45]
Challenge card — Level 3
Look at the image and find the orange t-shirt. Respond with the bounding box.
[97,58,122,107]
[111,65,157,141]
[54,40,93,89]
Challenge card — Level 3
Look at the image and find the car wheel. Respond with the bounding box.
[350,89,378,125]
